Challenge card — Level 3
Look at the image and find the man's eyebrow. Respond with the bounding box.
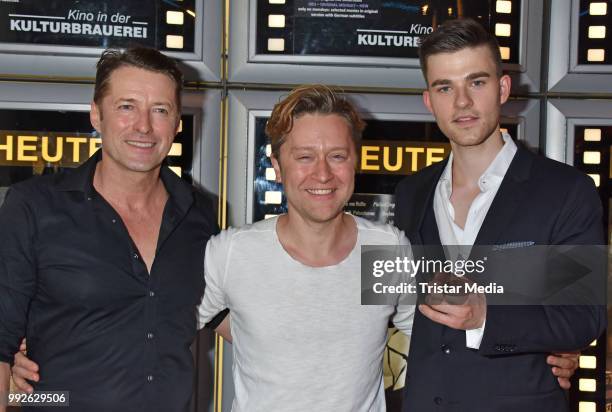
[466,71,491,81]
[114,97,174,108]
[429,72,491,88]
[430,79,451,88]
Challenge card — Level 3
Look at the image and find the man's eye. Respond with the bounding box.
[331,154,347,161]
[437,86,450,93]
[472,80,485,87]
[118,104,133,111]
[154,107,169,114]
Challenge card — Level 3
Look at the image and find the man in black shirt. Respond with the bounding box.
[0,47,218,411]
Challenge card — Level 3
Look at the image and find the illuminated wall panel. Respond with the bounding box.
[0,0,222,81]
[546,100,610,412]
[229,0,544,91]
[579,1,612,64]
[549,0,612,92]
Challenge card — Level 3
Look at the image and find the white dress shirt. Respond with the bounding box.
[433,132,518,348]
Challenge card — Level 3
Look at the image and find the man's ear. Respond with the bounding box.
[499,74,511,105]
[271,154,282,183]
[174,116,181,136]
[90,101,102,133]
[422,90,433,114]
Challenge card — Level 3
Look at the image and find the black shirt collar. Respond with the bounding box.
[56,149,194,213]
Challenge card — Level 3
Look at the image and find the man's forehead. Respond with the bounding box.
[288,143,352,150]
[105,67,177,102]
[425,46,497,78]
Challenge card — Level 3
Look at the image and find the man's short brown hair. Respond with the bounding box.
[265,85,366,161]
[418,18,503,82]
[93,47,183,113]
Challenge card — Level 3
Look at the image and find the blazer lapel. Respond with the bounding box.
[474,146,534,245]
[409,158,448,245]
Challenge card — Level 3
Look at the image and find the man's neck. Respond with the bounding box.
[451,130,504,189]
[276,212,357,267]
[93,159,165,211]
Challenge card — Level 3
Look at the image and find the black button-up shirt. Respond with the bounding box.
[0,151,218,411]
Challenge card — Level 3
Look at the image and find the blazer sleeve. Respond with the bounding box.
[478,173,606,355]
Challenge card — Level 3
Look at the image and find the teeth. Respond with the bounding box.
[307,189,334,195]
[127,141,155,148]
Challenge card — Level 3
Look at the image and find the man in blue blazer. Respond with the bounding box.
[394,18,606,411]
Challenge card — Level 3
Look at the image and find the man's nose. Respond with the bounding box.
[454,86,473,109]
[313,158,333,181]
[134,110,152,134]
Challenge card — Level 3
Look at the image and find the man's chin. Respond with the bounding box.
[448,132,489,148]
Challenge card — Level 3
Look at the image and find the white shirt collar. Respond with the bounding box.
[439,132,517,194]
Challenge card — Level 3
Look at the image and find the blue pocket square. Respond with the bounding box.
[492,241,535,251]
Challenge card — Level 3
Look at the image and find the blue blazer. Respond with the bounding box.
[394,145,606,411]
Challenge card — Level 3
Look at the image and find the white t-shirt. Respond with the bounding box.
[198,215,414,412]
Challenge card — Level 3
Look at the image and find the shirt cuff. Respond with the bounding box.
[465,318,486,349]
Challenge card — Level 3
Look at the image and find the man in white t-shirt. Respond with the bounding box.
[199,85,414,411]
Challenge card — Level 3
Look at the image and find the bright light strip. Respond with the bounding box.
[583,151,601,164]
[578,401,597,412]
[264,191,283,204]
[585,128,602,141]
[590,339,598,346]
[266,144,272,157]
[495,23,511,37]
[169,166,182,177]
[579,355,597,369]
[579,378,597,392]
[166,11,184,25]
[589,174,601,187]
[267,38,285,51]
[186,9,196,18]
[169,143,182,157]
[588,26,606,38]
[590,2,607,15]
[178,120,183,133]
[269,0,286,3]
[268,14,285,28]
[166,35,184,49]
[496,1,512,13]
[264,214,278,219]
[499,47,510,60]
[587,48,605,61]
[265,167,276,181]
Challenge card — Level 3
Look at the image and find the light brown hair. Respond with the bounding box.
[265,85,366,160]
